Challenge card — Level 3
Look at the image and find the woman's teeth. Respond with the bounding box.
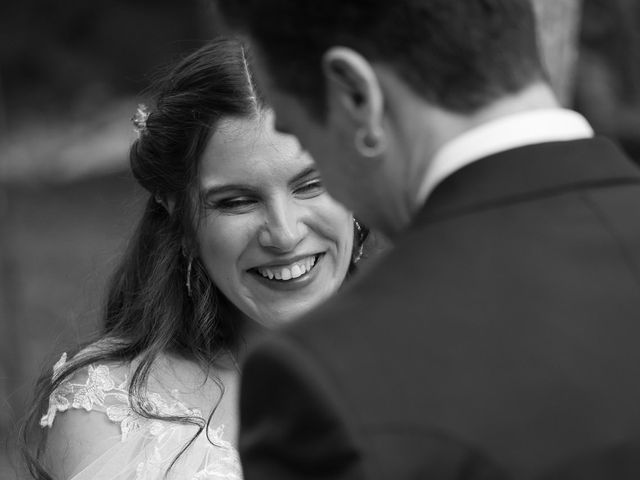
[257,255,318,281]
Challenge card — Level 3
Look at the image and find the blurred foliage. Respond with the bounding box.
[579,0,640,101]
[532,0,582,106]
[0,0,217,127]
[573,0,640,161]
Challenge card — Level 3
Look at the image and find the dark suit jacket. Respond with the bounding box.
[238,138,640,480]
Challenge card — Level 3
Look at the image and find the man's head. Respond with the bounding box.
[218,0,549,234]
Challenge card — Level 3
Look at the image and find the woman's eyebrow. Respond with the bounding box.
[289,166,318,185]
[202,165,318,198]
[202,183,254,199]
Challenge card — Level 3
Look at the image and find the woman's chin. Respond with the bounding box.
[247,295,331,329]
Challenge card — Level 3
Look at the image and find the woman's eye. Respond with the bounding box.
[295,179,325,198]
[211,197,257,213]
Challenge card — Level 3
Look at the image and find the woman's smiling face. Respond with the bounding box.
[195,112,354,328]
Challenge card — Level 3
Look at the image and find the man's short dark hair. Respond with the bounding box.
[219,0,546,120]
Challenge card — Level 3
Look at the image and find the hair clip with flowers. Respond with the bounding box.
[132,104,150,138]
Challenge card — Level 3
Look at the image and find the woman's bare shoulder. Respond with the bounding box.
[43,402,122,479]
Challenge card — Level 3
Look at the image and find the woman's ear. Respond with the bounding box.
[322,47,384,130]
[155,193,176,215]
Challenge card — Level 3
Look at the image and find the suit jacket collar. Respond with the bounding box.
[416,109,594,205]
[411,137,640,227]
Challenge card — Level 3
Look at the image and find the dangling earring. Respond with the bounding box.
[354,126,386,158]
[182,242,194,298]
[185,256,193,297]
[352,218,365,264]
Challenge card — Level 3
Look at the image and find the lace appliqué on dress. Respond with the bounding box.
[40,353,149,440]
[40,353,242,480]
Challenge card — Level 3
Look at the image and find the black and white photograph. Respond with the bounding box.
[2,1,640,479]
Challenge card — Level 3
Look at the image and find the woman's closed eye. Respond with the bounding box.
[294,178,325,199]
[210,196,258,214]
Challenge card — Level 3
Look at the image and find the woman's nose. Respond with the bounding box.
[258,201,307,252]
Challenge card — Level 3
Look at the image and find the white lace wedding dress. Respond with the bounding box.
[40,352,243,480]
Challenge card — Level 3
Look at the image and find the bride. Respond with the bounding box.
[22,37,367,480]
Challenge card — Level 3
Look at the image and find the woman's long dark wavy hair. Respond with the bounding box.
[21,36,369,480]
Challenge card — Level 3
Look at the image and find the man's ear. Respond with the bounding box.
[322,47,384,129]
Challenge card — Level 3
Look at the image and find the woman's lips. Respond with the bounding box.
[254,254,319,281]
[248,253,324,288]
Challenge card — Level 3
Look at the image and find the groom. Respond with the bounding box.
[219,1,640,478]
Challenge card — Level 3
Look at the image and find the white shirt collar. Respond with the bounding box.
[416,108,594,206]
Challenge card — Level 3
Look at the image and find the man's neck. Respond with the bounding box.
[464,83,560,130]
[402,82,560,221]
[371,80,560,239]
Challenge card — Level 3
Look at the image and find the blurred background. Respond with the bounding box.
[1,0,639,478]
[0,1,219,477]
